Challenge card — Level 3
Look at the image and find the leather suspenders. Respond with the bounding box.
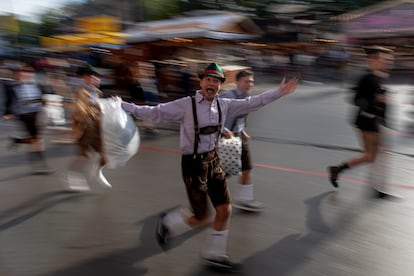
[191,96,222,158]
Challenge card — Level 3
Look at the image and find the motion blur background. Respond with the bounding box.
[1,0,413,106]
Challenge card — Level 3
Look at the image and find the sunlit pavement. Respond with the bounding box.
[0,80,413,276]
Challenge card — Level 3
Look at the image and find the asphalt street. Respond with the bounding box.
[0,79,413,276]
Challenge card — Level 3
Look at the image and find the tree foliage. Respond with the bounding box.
[35,0,390,26]
[138,0,181,21]
[38,11,64,37]
[20,0,390,45]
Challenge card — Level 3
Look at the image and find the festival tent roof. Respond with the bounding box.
[125,11,263,43]
[43,11,262,50]
[332,0,414,38]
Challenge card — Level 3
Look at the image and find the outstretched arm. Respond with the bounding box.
[279,77,299,96]
[223,76,299,117]
[121,96,188,124]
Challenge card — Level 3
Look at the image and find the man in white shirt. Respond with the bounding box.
[121,62,298,271]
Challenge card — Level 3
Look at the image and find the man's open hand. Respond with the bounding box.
[279,77,299,96]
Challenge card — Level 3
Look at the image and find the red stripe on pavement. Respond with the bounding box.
[140,146,413,190]
[253,163,327,177]
[139,145,182,155]
[254,162,414,190]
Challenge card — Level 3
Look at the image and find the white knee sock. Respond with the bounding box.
[202,229,229,259]
[237,183,254,201]
[163,208,192,237]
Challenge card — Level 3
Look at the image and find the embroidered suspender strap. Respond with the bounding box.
[191,96,200,159]
[217,98,222,136]
[190,96,222,158]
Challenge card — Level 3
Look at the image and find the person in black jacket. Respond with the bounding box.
[327,46,394,197]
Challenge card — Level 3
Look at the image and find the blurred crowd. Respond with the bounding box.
[1,42,413,124]
[0,58,170,125]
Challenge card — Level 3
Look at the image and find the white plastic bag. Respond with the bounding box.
[42,94,66,125]
[98,97,140,169]
[217,136,242,176]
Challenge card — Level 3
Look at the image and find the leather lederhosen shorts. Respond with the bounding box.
[181,150,230,219]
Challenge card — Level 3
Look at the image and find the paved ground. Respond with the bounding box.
[0,78,413,276]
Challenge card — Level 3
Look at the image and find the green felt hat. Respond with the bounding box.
[364,45,393,56]
[198,63,226,82]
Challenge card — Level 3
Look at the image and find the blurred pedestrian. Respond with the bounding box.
[67,64,110,192]
[120,61,144,102]
[137,62,160,134]
[219,70,264,212]
[180,61,198,97]
[121,62,298,271]
[0,65,14,116]
[328,46,394,198]
[2,66,53,174]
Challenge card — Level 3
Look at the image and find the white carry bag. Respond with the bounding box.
[217,136,242,176]
[98,97,140,169]
[42,94,66,126]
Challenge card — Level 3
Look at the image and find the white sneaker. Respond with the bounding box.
[66,172,90,192]
[202,255,242,272]
[233,200,264,212]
